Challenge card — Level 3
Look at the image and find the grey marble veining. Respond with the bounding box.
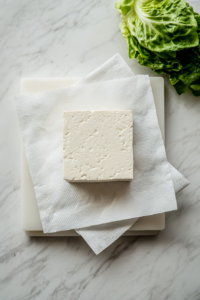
[0,0,200,299]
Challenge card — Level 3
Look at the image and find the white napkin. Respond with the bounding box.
[73,54,189,195]
[77,218,139,254]
[15,54,189,254]
[74,54,189,254]
[16,77,179,227]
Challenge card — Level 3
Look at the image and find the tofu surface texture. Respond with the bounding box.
[63,110,133,182]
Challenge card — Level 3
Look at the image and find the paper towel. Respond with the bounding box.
[76,54,189,254]
[73,54,189,193]
[15,54,189,254]
[16,75,178,232]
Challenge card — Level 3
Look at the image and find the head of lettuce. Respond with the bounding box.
[116,0,200,96]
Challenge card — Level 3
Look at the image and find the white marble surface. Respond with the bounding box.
[0,0,200,299]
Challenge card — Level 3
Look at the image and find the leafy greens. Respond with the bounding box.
[116,0,200,96]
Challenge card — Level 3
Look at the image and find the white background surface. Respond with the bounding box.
[0,0,200,299]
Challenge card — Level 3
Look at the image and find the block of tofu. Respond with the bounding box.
[63,110,133,182]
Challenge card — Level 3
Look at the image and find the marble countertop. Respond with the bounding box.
[0,0,200,299]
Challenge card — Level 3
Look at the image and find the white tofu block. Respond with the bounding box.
[63,110,134,182]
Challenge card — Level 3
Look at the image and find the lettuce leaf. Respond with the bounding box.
[116,0,200,96]
[116,0,198,53]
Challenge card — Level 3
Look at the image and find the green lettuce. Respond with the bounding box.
[116,0,200,96]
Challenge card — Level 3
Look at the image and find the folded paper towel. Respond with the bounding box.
[73,54,189,196]
[73,54,189,254]
[15,54,189,254]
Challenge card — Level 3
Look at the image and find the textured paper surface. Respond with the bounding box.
[16,54,189,254]
[74,54,189,254]
[16,75,178,233]
[73,54,189,194]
